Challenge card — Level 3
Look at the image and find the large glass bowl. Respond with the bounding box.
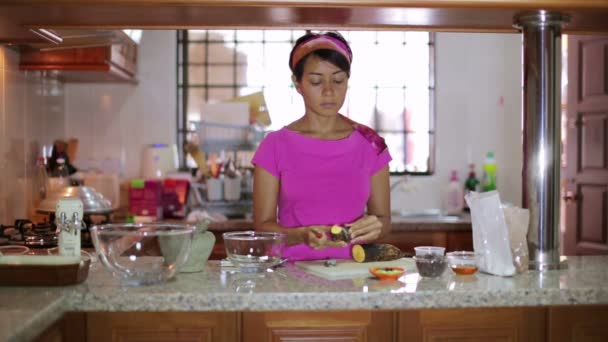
[223,231,286,272]
[90,223,194,285]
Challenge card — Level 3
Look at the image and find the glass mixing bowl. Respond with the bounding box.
[90,223,194,285]
[223,231,286,272]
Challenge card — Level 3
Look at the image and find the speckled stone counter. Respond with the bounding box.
[2,255,607,341]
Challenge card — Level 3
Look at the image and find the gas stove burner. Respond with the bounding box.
[1,219,59,248]
[23,231,58,248]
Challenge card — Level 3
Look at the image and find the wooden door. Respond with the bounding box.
[564,35,608,255]
[242,311,395,342]
[86,312,239,342]
[398,307,546,342]
[548,305,608,342]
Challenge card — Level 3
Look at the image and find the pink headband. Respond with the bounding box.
[291,35,352,70]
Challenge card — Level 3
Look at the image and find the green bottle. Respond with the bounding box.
[481,152,497,192]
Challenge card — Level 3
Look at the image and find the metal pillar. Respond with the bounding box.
[514,11,569,271]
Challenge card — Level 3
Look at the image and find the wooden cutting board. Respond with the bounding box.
[295,258,415,280]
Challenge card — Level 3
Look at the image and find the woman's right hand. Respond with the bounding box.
[305,225,348,249]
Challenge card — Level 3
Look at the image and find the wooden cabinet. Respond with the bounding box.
[19,42,137,83]
[548,305,608,342]
[35,306,608,342]
[398,307,546,342]
[379,230,473,256]
[86,312,239,342]
[242,311,396,342]
[34,312,85,342]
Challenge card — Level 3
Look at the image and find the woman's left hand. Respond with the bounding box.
[346,215,383,244]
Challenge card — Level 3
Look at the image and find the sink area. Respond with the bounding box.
[391,209,463,222]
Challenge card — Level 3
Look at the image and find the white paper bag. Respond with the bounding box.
[465,191,516,276]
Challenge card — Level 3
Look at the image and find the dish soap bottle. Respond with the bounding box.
[463,163,480,212]
[444,170,464,215]
[481,152,497,192]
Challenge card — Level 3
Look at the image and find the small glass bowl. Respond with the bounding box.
[446,251,480,275]
[413,254,447,277]
[414,246,445,257]
[223,231,286,273]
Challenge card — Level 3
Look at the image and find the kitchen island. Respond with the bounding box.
[2,255,607,341]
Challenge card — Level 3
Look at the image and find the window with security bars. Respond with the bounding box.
[177,30,435,174]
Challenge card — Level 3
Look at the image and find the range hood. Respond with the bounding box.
[28,28,141,51]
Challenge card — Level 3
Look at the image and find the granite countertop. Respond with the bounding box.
[2,255,608,341]
[208,215,472,233]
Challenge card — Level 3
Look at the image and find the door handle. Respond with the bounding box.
[562,191,578,202]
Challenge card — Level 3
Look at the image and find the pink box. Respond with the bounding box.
[129,179,163,218]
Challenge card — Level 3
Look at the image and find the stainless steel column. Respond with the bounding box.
[514,11,569,271]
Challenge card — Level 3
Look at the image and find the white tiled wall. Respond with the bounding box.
[64,30,177,179]
[390,32,523,211]
[0,46,65,223]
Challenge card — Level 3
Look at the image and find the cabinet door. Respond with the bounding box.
[242,311,395,342]
[87,312,239,342]
[548,305,608,342]
[447,231,473,251]
[398,308,545,342]
[34,312,85,342]
[379,231,448,256]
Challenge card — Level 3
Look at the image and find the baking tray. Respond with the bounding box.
[0,255,91,286]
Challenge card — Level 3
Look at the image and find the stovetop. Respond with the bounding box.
[0,216,103,248]
[0,219,59,248]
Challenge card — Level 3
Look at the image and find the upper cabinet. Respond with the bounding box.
[19,30,138,83]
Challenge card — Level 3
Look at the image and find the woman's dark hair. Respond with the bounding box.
[289,31,352,82]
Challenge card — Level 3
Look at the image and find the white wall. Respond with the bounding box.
[390,32,523,212]
[0,47,66,222]
[64,30,177,179]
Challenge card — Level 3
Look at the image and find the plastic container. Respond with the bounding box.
[444,170,464,215]
[413,254,447,277]
[414,246,445,256]
[481,152,497,192]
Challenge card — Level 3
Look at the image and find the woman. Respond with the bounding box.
[252,31,391,261]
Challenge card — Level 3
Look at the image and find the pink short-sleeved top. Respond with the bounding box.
[251,125,391,261]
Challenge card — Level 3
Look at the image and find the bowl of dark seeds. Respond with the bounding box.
[413,254,447,278]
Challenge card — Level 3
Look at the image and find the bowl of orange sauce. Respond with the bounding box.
[446,251,480,275]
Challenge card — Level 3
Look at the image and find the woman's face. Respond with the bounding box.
[293,55,348,118]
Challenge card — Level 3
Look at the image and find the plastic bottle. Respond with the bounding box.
[463,163,480,212]
[481,152,497,192]
[48,157,70,193]
[57,157,71,186]
[444,170,464,215]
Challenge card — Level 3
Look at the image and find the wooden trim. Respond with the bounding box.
[4,1,608,10]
